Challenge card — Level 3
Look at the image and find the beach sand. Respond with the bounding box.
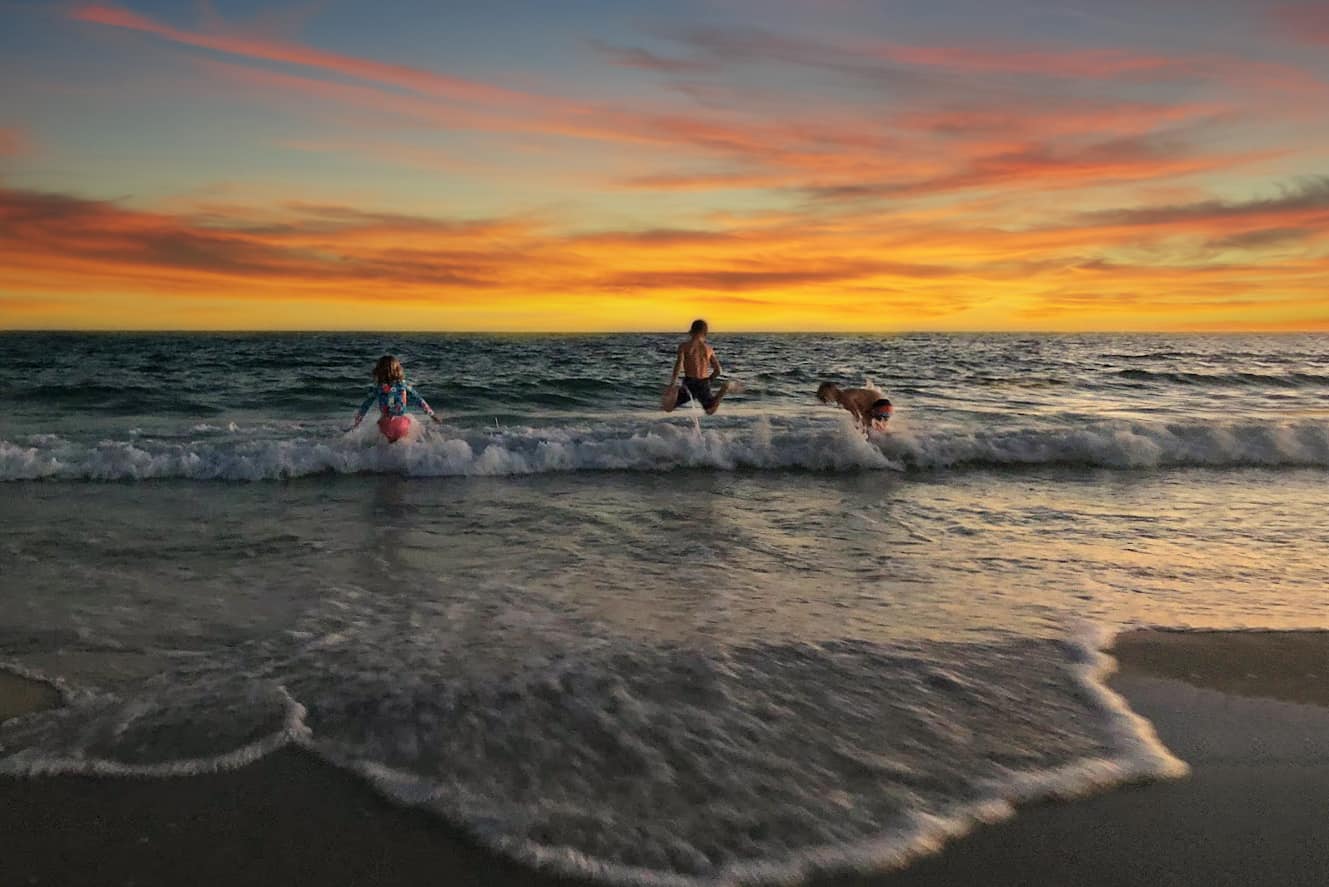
[2,630,1325,887]
[0,671,61,723]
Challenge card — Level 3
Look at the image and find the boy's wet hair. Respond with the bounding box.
[372,354,405,385]
[689,319,708,335]
[816,381,839,402]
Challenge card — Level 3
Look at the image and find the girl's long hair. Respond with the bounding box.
[372,355,405,385]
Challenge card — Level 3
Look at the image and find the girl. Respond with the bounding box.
[351,355,441,442]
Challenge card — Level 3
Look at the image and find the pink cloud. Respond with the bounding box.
[674,27,1329,97]
[589,40,711,74]
[0,127,31,157]
[71,3,536,107]
[1273,3,1329,44]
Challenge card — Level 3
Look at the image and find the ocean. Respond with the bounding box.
[1,332,1326,885]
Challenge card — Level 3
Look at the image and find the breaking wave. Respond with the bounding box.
[1,417,1327,481]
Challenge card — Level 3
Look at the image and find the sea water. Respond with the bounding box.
[1,333,1325,884]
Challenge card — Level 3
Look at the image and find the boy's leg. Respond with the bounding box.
[665,381,690,412]
[704,381,733,415]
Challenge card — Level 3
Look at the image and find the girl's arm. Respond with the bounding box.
[351,390,377,427]
[408,385,442,422]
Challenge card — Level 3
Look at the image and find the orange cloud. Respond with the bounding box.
[0,187,539,300]
[1074,176,1329,229]
[192,56,772,156]
[75,1,1262,199]
[66,0,1305,244]
[196,52,1257,205]
[804,136,1274,201]
[12,7,1329,332]
[5,179,1329,331]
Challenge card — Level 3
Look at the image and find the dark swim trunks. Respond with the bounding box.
[675,377,717,410]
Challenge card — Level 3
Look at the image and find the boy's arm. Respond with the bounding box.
[669,345,684,383]
[708,349,723,381]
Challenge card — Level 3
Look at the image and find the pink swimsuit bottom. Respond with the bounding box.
[377,414,413,443]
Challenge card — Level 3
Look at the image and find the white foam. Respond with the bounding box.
[2,416,1326,482]
[882,418,1329,470]
[0,418,896,481]
[982,626,1189,803]
[586,636,1172,884]
[0,629,1194,884]
[292,633,1188,885]
[0,680,309,778]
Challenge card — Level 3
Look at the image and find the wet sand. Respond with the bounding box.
[2,630,1326,887]
[844,629,1329,887]
[1112,629,1327,706]
[0,670,61,723]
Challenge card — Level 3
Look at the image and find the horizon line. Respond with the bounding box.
[2,328,1326,336]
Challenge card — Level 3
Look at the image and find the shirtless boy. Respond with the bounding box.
[816,381,893,433]
[664,319,735,415]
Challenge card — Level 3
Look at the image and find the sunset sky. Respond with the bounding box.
[2,0,1329,331]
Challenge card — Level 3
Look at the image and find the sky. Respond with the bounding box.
[2,0,1328,331]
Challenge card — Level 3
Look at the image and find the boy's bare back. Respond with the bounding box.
[837,387,883,416]
[677,338,715,379]
[817,381,892,432]
[664,319,735,415]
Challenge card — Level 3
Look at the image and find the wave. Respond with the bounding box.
[888,418,1329,470]
[0,377,660,416]
[0,630,1186,885]
[1114,369,1329,388]
[2,417,1328,481]
[0,382,226,416]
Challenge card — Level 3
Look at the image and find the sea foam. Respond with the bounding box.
[1,416,1327,481]
[1,629,1187,885]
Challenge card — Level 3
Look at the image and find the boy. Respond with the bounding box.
[663,319,735,415]
[816,381,893,433]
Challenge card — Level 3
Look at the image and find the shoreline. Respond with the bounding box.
[2,630,1326,887]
